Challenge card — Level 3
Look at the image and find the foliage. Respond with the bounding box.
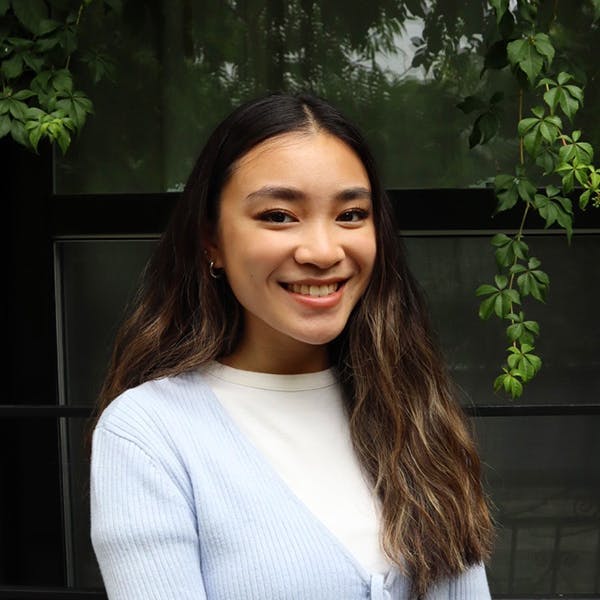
[462,0,600,398]
[0,0,118,153]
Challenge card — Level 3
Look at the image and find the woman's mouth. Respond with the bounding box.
[284,282,342,297]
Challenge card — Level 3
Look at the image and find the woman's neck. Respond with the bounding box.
[219,339,330,374]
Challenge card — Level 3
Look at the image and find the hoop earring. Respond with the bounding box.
[209,260,223,279]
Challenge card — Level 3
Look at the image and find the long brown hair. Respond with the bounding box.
[92,92,493,597]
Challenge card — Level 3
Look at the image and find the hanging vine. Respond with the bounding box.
[461,0,600,398]
[0,0,119,153]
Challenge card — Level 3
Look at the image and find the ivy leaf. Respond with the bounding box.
[38,19,62,36]
[533,33,555,65]
[0,113,10,138]
[10,118,29,147]
[22,53,45,72]
[507,37,544,84]
[491,233,529,267]
[80,50,116,83]
[12,0,49,36]
[1,54,24,79]
[507,344,542,380]
[494,173,536,213]
[51,69,73,93]
[13,89,36,100]
[559,132,593,165]
[494,369,524,398]
[56,90,93,129]
[476,277,521,320]
[511,257,549,301]
[5,97,28,120]
[490,0,509,23]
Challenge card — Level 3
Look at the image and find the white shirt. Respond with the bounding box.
[200,361,392,575]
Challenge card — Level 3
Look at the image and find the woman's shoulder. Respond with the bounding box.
[94,369,215,446]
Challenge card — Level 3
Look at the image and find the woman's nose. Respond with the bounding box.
[293,223,345,268]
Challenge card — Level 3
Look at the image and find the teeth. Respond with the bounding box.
[288,283,339,297]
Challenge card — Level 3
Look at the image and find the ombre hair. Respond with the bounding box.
[92,92,493,597]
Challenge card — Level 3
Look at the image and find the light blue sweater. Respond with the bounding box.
[90,370,491,599]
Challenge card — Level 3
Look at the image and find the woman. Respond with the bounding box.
[90,92,494,599]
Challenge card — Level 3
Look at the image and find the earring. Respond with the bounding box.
[209,260,223,279]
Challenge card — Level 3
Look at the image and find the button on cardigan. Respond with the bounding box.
[90,370,491,599]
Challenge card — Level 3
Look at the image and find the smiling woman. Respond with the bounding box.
[210,131,376,372]
[89,92,494,600]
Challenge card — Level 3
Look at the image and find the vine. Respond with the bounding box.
[461,0,600,398]
[0,0,119,154]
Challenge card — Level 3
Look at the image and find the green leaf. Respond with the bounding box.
[51,69,73,93]
[7,98,28,120]
[55,125,71,154]
[507,37,544,84]
[10,118,29,147]
[1,54,23,79]
[507,323,524,341]
[533,33,555,64]
[0,113,11,138]
[12,0,49,36]
[38,19,62,36]
[0,0,9,17]
[478,295,497,320]
[13,89,36,100]
[490,0,509,23]
[565,84,584,104]
[557,72,572,85]
[476,284,499,296]
[559,93,579,121]
[495,274,508,289]
[28,123,43,151]
[491,233,512,247]
[22,53,45,73]
[56,90,93,129]
[580,189,591,209]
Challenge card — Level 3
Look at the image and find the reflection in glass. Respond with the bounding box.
[55,1,600,193]
[475,415,600,595]
[55,238,157,407]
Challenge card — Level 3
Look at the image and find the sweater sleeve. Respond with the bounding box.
[90,426,207,600]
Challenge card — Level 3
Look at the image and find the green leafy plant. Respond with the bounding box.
[0,0,118,153]
[461,0,600,398]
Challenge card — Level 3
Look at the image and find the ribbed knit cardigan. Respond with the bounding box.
[90,370,491,600]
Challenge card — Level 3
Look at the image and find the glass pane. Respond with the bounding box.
[404,234,600,405]
[54,1,600,193]
[56,238,157,407]
[0,419,63,585]
[475,415,600,595]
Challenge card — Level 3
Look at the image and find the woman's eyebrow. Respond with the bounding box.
[245,186,305,202]
[245,185,371,202]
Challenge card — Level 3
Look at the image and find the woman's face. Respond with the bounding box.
[209,131,377,371]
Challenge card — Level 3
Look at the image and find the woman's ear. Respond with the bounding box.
[202,226,224,269]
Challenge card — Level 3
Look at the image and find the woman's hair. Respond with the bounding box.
[93,92,493,597]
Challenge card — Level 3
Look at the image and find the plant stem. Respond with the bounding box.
[64,3,85,70]
[519,87,524,165]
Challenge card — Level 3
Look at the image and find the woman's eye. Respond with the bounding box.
[258,210,296,223]
[337,208,369,222]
